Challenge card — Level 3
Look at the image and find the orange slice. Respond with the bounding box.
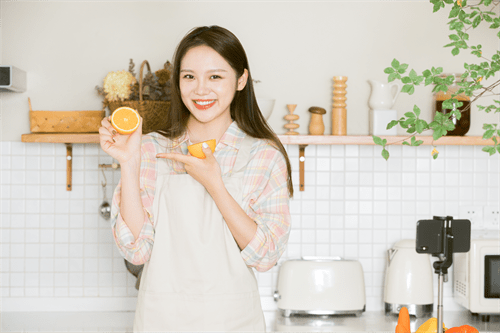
[187,139,216,159]
[111,107,140,135]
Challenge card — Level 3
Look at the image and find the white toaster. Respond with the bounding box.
[274,257,366,317]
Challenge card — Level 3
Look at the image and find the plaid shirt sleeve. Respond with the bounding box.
[240,141,291,272]
[110,134,158,265]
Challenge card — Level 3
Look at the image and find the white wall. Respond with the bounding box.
[1,0,500,315]
[1,1,499,141]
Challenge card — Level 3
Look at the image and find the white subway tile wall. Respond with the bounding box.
[1,142,499,311]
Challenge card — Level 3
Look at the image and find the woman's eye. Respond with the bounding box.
[210,75,222,79]
[182,74,194,79]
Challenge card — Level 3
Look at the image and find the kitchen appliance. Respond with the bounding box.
[453,237,500,318]
[384,239,434,317]
[274,257,365,317]
[0,65,27,92]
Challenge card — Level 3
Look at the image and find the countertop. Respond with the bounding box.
[2,310,499,332]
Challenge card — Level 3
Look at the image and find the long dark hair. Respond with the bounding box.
[158,25,293,197]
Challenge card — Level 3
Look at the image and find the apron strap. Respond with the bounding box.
[232,134,256,175]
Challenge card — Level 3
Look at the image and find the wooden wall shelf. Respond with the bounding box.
[277,135,495,146]
[21,133,100,143]
[21,133,496,192]
[21,133,494,146]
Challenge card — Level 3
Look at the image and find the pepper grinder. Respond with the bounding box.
[308,107,326,135]
[284,104,299,135]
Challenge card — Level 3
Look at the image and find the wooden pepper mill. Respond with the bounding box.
[332,76,347,135]
[284,104,300,135]
[308,106,326,135]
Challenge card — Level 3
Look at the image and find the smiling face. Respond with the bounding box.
[179,45,248,129]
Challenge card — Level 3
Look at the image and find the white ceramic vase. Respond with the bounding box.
[256,98,275,120]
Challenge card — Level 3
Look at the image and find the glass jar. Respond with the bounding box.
[433,73,471,136]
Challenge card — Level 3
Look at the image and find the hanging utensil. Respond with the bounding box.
[99,168,111,220]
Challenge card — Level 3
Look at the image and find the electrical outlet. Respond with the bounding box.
[459,206,483,229]
[483,206,500,230]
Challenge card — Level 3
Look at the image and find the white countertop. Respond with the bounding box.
[2,310,499,332]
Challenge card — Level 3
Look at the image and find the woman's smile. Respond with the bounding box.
[193,99,216,110]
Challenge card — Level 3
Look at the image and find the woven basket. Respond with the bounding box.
[106,60,170,134]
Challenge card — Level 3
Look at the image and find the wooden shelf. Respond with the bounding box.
[20,133,496,193]
[21,133,100,143]
[277,135,495,146]
[21,133,495,146]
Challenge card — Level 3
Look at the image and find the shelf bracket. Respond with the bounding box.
[299,144,308,191]
[65,143,72,191]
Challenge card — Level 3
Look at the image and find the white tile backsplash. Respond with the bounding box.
[1,142,499,312]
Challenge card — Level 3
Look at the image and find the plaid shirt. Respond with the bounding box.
[111,121,291,272]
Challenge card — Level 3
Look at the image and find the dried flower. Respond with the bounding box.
[96,59,172,103]
[103,70,137,102]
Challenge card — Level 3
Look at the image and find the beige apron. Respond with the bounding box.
[133,135,266,332]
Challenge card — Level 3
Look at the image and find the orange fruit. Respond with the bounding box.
[110,107,140,135]
[187,139,216,159]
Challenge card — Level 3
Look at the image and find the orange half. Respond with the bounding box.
[111,107,140,135]
[187,139,216,159]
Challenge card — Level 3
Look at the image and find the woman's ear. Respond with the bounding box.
[236,69,249,91]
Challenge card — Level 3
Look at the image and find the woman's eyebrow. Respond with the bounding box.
[180,69,228,73]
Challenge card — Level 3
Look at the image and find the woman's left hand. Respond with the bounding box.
[156,145,223,192]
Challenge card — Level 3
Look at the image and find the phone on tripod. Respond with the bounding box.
[415,216,471,333]
[416,217,471,255]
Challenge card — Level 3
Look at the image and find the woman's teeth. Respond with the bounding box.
[194,100,215,105]
[194,100,216,110]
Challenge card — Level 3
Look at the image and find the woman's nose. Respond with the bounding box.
[195,79,210,95]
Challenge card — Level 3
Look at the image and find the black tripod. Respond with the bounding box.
[416,216,471,333]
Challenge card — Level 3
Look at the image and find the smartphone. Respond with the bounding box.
[416,218,471,255]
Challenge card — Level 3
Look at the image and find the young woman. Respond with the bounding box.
[99,26,293,332]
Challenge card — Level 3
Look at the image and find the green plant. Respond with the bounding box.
[373,0,500,160]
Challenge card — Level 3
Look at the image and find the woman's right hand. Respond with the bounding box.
[99,116,143,165]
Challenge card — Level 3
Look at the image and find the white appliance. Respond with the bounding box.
[384,239,434,317]
[0,65,27,92]
[453,238,500,316]
[274,257,365,317]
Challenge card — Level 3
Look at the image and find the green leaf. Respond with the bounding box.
[403,141,410,146]
[388,73,398,82]
[402,84,413,94]
[391,58,400,69]
[449,6,460,18]
[387,120,399,129]
[413,105,421,117]
[373,135,383,146]
[398,64,409,74]
[449,34,460,41]
[416,119,427,133]
[423,69,432,77]
[381,148,390,161]
[433,152,439,159]
[472,15,481,28]
[402,76,412,84]
[482,146,497,156]
[384,67,395,74]
[483,123,495,130]
[483,129,495,139]
[405,112,416,118]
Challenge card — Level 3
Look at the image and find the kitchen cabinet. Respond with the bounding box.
[21,133,496,191]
